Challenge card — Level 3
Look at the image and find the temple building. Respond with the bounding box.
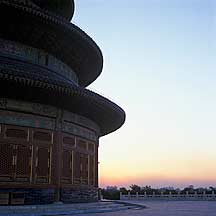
[0,0,125,204]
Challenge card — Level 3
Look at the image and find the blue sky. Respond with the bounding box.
[73,0,216,188]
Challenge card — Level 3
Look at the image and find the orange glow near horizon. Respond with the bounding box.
[99,172,216,189]
[98,132,216,189]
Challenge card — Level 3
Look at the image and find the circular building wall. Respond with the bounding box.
[0,98,99,204]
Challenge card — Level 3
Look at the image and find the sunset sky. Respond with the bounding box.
[73,0,216,189]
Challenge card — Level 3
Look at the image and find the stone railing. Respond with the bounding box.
[120,191,216,201]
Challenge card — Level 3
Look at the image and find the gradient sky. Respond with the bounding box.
[73,0,216,189]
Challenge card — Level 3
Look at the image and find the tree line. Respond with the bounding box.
[101,185,216,200]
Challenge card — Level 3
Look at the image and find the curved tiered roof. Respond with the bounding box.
[0,0,103,87]
[0,0,125,136]
[32,0,75,20]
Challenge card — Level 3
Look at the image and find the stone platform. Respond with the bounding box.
[0,201,145,216]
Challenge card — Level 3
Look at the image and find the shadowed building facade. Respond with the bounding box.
[0,0,125,205]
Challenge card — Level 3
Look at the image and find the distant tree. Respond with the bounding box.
[119,187,128,194]
[188,185,194,189]
[209,186,216,192]
[129,184,141,193]
[101,186,120,200]
[196,187,206,194]
[182,186,196,194]
[141,185,152,194]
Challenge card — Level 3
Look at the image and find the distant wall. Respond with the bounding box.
[120,191,216,201]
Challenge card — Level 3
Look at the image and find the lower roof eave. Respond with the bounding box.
[0,73,125,137]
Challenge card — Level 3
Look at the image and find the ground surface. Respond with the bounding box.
[73,201,216,216]
[1,201,216,216]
